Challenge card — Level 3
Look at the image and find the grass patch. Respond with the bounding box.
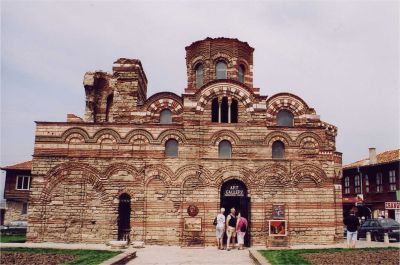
[0,234,26,243]
[259,247,398,265]
[0,247,121,265]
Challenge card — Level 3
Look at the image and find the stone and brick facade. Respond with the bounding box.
[27,37,343,246]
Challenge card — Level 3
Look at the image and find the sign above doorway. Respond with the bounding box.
[223,184,244,197]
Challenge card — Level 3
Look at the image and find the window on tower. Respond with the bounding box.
[238,65,245,83]
[216,61,227,79]
[195,63,204,88]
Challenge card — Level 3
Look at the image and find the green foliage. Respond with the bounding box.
[0,247,121,265]
[260,249,311,265]
[259,247,398,265]
[0,235,26,243]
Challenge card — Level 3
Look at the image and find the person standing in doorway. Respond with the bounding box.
[236,211,248,250]
[226,207,237,251]
[215,208,226,250]
[344,207,360,248]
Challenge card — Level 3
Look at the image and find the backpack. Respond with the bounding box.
[213,217,217,226]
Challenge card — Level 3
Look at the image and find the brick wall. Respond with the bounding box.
[27,37,342,246]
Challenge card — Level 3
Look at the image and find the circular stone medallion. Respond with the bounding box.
[187,204,199,217]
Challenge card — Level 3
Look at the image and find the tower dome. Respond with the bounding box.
[185,37,254,93]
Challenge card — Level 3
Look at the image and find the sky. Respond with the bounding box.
[1,1,399,198]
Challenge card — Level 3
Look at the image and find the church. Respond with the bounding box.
[27,37,343,247]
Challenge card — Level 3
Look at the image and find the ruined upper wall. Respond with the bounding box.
[83,58,147,123]
[185,37,255,93]
[78,38,336,132]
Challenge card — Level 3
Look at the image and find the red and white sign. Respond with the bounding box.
[385,202,400,209]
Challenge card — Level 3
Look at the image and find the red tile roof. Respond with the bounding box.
[344,149,400,169]
[1,160,32,171]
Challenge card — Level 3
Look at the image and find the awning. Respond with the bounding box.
[342,196,363,203]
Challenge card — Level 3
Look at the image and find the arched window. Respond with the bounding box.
[211,98,219,122]
[231,99,238,123]
[165,139,178,157]
[211,97,239,123]
[216,61,227,79]
[105,94,113,122]
[218,140,232,159]
[221,97,228,123]
[160,109,172,124]
[272,141,285,159]
[238,65,245,83]
[277,110,294,127]
[195,63,204,88]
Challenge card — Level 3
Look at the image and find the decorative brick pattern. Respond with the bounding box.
[27,37,343,246]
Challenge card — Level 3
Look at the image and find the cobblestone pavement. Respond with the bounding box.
[128,246,255,265]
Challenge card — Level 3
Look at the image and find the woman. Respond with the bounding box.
[226,207,237,251]
[215,208,225,250]
[236,211,248,250]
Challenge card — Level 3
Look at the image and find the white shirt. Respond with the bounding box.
[216,213,225,228]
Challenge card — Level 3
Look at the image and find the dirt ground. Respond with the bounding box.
[301,249,400,265]
[0,252,77,265]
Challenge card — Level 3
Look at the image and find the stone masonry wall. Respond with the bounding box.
[4,201,27,225]
[28,128,342,246]
[27,37,342,246]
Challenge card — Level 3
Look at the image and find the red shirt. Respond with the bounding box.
[236,217,248,232]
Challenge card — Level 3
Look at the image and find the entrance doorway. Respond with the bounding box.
[220,179,250,247]
[118,193,131,242]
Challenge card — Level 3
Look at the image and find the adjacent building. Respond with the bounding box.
[0,161,32,225]
[342,148,400,221]
[26,37,343,246]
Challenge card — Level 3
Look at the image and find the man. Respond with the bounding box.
[343,208,360,248]
[215,208,225,250]
[226,207,237,251]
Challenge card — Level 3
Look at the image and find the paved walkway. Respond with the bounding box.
[128,240,400,265]
[128,246,255,265]
[1,239,399,265]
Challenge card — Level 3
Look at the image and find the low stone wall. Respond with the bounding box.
[4,200,27,225]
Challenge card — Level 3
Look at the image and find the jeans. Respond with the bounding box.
[347,230,357,242]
